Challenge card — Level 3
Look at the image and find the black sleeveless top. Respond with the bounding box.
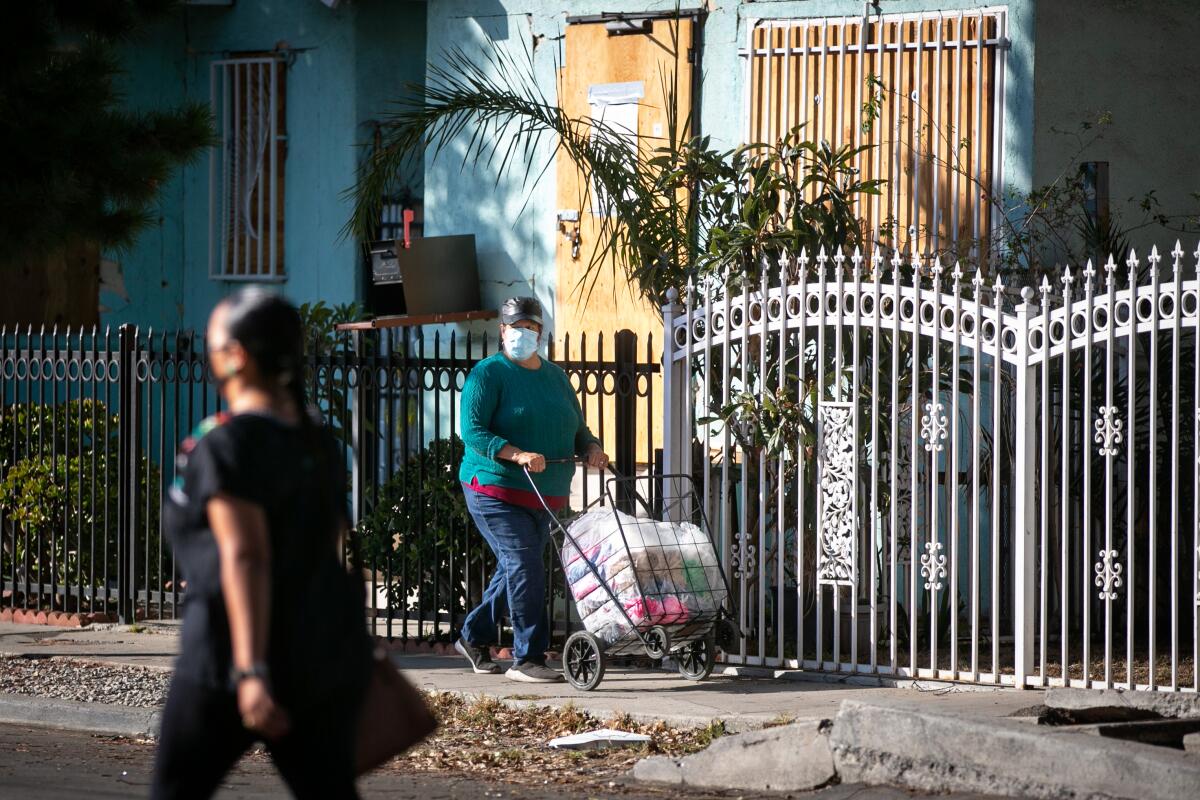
[164,412,371,706]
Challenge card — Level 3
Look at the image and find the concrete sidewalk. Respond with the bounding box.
[0,621,1044,731]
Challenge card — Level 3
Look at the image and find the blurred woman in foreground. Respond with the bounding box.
[152,290,371,799]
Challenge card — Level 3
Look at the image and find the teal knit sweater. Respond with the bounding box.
[458,353,600,497]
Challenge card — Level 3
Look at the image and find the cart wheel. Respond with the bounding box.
[644,626,670,660]
[715,617,740,652]
[564,631,606,691]
[677,634,716,681]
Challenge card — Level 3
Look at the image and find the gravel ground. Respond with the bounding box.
[0,656,169,708]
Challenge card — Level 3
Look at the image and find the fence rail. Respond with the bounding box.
[1,323,660,648]
[661,244,1199,692]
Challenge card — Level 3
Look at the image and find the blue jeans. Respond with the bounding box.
[460,488,554,664]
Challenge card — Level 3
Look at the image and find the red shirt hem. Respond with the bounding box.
[464,477,567,511]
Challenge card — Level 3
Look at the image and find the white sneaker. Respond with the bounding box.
[505,662,563,683]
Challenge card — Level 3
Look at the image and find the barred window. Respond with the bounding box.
[743,9,1008,263]
[209,54,287,280]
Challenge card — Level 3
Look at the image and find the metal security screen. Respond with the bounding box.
[209,56,286,280]
[743,9,1008,265]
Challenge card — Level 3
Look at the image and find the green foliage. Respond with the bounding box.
[355,436,488,618]
[298,301,364,435]
[653,128,882,293]
[0,458,65,532]
[298,301,364,356]
[0,398,112,471]
[0,399,162,591]
[0,2,214,262]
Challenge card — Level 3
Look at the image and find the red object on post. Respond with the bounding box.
[402,209,414,249]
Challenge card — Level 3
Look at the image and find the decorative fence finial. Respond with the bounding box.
[1168,242,1183,275]
[1144,247,1160,279]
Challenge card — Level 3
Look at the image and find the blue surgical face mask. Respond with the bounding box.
[503,326,539,361]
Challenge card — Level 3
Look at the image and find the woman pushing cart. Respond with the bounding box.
[454,297,609,684]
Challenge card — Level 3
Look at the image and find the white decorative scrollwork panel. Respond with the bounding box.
[730,532,757,581]
[920,400,948,453]
[920,541,947,592]
[817,402,856,587]
[1094,406,1124,458]
[1094,549,1123,601]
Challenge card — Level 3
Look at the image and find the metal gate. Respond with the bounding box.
[662,244,1198,692]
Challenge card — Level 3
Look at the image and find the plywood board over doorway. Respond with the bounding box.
[554,15,696,465]
[554,16,695,349]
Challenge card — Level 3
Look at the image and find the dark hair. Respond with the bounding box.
[218,289,308,418]
[215,290,344,540]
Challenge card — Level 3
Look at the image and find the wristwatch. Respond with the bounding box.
[229,662,271,688]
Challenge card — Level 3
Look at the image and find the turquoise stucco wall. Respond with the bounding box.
[105,0,426,332]
[420,0,1036,349]
[1033,0,1200,263]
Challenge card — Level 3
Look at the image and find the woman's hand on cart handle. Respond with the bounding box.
[584,443,610,470]
[510,450,546,473]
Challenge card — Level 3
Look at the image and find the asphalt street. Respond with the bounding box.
[0,724,999,800]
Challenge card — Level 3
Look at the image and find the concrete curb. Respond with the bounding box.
[630,698,1200,798]
[1045,686,1200,720]
[0,693,161,739]
[631,719,836,792]
[829,699,1200,800]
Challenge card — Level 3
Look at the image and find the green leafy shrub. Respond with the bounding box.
[0,399,161,595]
[355,436,489,621]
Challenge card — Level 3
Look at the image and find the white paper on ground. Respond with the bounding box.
[546,728,653,750]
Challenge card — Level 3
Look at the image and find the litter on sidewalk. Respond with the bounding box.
[546,728,652,750]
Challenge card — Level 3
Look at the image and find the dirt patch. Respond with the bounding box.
[389,692,728,790]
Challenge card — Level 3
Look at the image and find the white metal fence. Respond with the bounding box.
[661,244,1199,691]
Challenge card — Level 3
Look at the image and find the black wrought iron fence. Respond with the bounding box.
[1,323,661,649]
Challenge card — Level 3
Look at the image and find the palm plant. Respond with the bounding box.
[349,25,882,309]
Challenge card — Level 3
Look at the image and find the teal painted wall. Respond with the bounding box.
[104,0,427,332]
[419,1,1036,349]
[1033,0,1200,263]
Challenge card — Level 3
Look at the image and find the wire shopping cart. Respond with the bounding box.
[525,461,740,691]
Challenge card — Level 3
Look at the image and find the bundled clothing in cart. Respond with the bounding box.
[561,509,728,646]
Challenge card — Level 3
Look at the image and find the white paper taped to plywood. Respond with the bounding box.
[588,86,640,216]
[587,81,644,107]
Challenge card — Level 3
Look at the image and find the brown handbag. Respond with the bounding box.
[354,647,438,775]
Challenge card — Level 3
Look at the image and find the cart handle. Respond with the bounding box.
[542,456,624,477]
[520,459,622,515]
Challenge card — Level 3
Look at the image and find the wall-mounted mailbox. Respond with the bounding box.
[368,233,482,316]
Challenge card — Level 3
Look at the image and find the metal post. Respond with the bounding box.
[350,330,364,528]
[116,325,137,624]
[1012,288,1037,686]
[613,329,637,514]
[660,289,685,521]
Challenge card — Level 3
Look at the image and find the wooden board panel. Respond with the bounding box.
[555,18,694,461]
[555,18,694,347]
[746,13,1002,267]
